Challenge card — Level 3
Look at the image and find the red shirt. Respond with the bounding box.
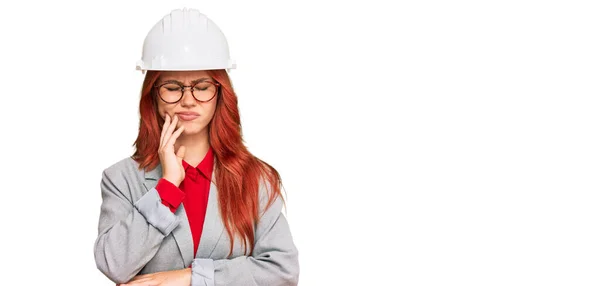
[155,147,214,259]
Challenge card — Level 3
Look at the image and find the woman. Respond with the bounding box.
[93,8,299,286]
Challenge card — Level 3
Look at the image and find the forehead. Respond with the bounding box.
[158,70,212,82]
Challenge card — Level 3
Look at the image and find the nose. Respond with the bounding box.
[180,86,196,106]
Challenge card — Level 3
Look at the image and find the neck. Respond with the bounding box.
[174,128,211,166]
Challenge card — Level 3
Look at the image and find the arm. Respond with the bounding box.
[190,181,300,286]
[94,168,181,284]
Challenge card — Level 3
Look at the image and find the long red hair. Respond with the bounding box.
[131,69,284,256]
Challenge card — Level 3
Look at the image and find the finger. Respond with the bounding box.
[130,279,159,286]
[160,113,170,147]
[166,125,185,150]
[161,115,179,148]
[129,274,151,281]
[161,113,176,148]
[121,277,154,286]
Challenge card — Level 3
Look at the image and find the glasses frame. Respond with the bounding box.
[153,80,221,104]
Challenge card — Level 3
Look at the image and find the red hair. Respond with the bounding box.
[131,69,284,256]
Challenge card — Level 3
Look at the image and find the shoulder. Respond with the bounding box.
[257,174,284,216]
[102,156,144,182]
[100,156,148,200]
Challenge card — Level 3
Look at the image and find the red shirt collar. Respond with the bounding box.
[182,147,214,179]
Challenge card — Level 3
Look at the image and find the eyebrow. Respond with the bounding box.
[159,77,212,85]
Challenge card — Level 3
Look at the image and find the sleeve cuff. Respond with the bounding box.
[156,178,186,213]
[133,188,180,235]
[191,258,215,286]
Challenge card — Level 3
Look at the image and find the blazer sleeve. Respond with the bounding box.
[94,167,181,284]
[190,180,300,286]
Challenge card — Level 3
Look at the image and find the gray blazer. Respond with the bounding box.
[93,156,299,285]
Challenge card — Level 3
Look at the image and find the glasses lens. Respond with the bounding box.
[159,83,182,103]
[193,82,217,101]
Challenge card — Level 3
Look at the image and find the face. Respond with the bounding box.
[155,70,218,137]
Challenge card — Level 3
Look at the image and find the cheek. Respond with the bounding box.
[207,104,217,117]
[201,103,218,119]
[157,104,171,119]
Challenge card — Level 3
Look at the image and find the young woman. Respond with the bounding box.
[93,8,299,286]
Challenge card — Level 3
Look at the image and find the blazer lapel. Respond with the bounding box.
[142,163,194,267]
[195,170,225,258]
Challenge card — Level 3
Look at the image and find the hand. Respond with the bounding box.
[159,113,186,186]
[116,268,192,286]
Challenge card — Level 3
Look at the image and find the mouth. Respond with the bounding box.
[176,113,200,121]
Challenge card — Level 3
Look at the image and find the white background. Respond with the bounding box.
[0,0,598,285]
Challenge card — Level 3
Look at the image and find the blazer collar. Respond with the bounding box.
[142,161,224,266]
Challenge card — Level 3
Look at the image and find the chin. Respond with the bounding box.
[182,125,207,135]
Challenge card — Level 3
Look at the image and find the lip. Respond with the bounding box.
[175,112,200,121]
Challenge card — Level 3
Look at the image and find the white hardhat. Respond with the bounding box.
[136,8,236,73]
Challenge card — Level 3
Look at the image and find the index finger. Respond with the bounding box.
[160,113,171,147]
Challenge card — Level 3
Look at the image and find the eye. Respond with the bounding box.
[162,83,181,91]
[194,82,212,91]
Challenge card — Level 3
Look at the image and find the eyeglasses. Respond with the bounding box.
[154,80,221,104]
